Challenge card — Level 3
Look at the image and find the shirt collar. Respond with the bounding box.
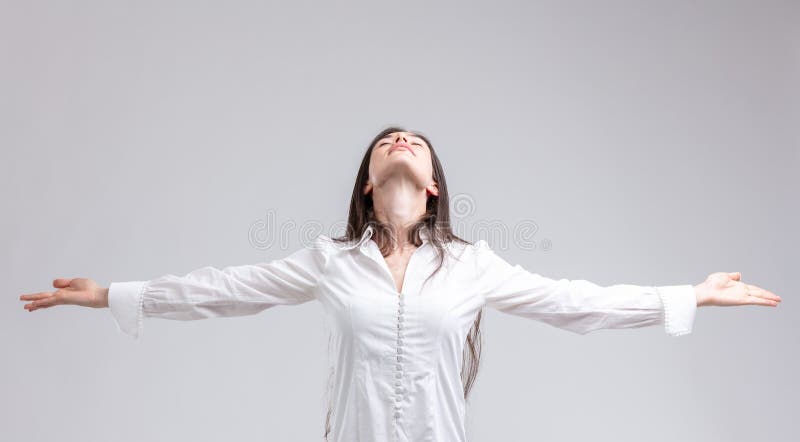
[339,223,432,251]
[418,225,432,243]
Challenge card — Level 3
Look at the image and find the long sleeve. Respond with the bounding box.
[108,235,332,340]
[474,240,697,336]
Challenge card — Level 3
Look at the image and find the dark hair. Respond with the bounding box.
[324,126,484,440]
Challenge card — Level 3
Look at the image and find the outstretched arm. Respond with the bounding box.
[474,240,780,336]
[20,235,332,339]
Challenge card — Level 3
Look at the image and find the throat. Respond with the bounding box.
[382,246,420,294]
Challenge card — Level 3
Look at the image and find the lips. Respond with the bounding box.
[389,143,415,156]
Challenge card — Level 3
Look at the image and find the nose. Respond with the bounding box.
[394,132,408,143]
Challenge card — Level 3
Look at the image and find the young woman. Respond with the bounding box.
[20,127,781,442]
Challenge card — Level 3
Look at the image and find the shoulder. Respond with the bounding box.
[472,239,491,251]
[462,239,493,256]
[440,238,493,269]
[466,239,507,271]
[309,233,360,255]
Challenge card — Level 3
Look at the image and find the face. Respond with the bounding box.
[363,131,439,197]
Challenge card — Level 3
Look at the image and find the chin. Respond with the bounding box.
[380,163,428,182]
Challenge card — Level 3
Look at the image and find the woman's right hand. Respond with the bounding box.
[20,278,109,312]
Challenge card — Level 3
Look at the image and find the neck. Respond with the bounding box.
[371,176,428,250]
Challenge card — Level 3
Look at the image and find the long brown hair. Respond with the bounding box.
[324,127,484,440]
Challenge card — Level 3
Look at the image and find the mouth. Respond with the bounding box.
[389,142,415,156]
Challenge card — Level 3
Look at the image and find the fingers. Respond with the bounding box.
[746,284,782,303]
[20,291,60,312]
[20,291,53,301]
[728,271,741,281]
[53,278,72,288]
[746,294,780,307]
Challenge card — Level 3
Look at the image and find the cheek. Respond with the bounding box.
[419,152,434,176]
[368,151,384,174]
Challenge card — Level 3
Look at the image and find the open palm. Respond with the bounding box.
[695,272,781,307]
[20,278,107,312]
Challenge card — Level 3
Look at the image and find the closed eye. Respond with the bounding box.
[376,141,420,147]
[375,135,425,149]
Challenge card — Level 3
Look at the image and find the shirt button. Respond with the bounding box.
[396,355,403,362]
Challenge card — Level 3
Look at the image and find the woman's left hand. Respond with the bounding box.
[694,272,782,307]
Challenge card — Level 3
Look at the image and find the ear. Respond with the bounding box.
[362,181,373,196]
[425,181,439,197]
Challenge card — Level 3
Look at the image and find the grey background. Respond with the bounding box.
[2,1,797,441]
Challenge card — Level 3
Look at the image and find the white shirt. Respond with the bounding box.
[108,224,697,442]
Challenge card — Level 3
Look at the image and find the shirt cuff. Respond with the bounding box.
[108,281,147,340]
[656,284,697,336]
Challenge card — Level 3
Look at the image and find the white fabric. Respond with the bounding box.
[108,224,697,441]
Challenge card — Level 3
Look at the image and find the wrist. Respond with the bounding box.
[693,283,708,307]
[98,287,109,308]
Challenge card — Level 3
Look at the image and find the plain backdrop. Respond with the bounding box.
[2,1,797,441]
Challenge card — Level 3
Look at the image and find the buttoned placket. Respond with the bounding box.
[353,225,431,441]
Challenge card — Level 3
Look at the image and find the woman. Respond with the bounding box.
[19,127,781,442]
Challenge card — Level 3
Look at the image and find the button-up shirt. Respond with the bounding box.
[108,224,697,442]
